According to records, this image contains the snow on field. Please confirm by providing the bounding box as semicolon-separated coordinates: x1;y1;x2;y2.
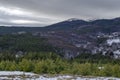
0;71;35;76
0;71;120;80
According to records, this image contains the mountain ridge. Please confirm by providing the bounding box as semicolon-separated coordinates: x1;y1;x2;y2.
1;17;120;34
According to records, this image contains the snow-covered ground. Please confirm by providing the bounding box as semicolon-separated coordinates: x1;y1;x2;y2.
0;71;120;80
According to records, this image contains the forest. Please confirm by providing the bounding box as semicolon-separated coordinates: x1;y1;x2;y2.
0;34;120;77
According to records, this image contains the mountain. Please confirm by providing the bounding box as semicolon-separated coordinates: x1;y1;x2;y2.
45;18;88;31
1;17;120;34
78;17;120;34
44;17;120;33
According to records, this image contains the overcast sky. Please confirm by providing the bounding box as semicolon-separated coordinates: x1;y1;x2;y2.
0;0;120;27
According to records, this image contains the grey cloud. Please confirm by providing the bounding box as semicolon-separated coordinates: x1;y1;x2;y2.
0;0;120;26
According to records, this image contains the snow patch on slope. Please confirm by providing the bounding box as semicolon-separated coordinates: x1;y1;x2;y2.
107;38;120;45
67;18;80;22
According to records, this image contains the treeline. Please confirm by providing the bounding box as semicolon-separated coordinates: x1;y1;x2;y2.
0;51;119;64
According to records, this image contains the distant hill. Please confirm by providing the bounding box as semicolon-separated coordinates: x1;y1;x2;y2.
0;27;45;34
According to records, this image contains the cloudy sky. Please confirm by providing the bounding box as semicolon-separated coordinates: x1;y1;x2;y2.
0;0;120;27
